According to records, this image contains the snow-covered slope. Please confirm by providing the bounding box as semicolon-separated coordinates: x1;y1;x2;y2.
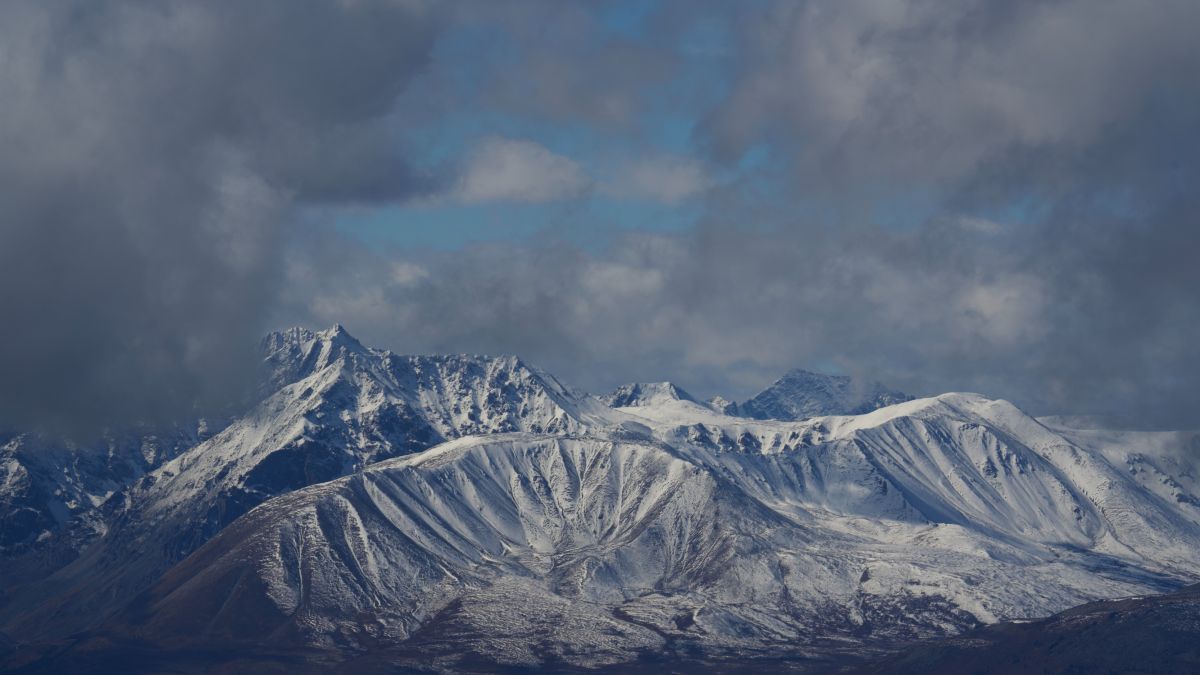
93;435;1034;665
119;437;754;658
73;396;1200;669
740;369;913;420
623;392;1200;566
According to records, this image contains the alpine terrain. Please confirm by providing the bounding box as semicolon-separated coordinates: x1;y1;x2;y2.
2;326;1199;673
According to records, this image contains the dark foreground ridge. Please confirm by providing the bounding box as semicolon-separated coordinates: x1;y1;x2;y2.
854;583;1200;675
7;583;1200;674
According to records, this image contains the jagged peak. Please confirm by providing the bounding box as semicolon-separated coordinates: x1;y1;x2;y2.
316;322;356;342
304;324;367;358
389;353;542;382
258;325;373;390
260;326;315;352
259;329;585;408
262;324;364;353
602;381;697;408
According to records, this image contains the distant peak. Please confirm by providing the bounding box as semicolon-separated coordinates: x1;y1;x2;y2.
784;368;832;377
706;395;738;415
740;368;911;421
777;368;849;384
602;382;696;408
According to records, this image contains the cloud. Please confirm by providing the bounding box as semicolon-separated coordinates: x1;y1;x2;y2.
704;0;1200;191
443;2;682;129
0;0;440;435
447;142;713;206
280;198;1199;430
452;137;591;203
600;156;713;204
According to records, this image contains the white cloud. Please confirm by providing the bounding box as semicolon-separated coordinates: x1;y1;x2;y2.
454;136;590;203
601;155;713;204
956;277;1047;347
447;140;712;206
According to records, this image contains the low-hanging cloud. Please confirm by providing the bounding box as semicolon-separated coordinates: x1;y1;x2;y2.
282;203;1199;429
0;0;440;435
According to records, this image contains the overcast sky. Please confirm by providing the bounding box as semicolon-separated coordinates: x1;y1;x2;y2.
3;0;1200;433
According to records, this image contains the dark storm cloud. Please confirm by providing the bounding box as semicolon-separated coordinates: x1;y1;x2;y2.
0;0;439;434
285;0;1200;428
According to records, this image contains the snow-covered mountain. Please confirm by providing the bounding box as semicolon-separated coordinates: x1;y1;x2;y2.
79;393;1200;670
0;421;213;586
739;368;913;420
0;325;610;639
600;381;698;407
3;327;1200;672
0;428;192;551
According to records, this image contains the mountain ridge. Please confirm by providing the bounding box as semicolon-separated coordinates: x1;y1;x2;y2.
0;326;598;639
2;325;1199;672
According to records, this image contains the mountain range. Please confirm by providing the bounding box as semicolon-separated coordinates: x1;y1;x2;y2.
2;326;1199;673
